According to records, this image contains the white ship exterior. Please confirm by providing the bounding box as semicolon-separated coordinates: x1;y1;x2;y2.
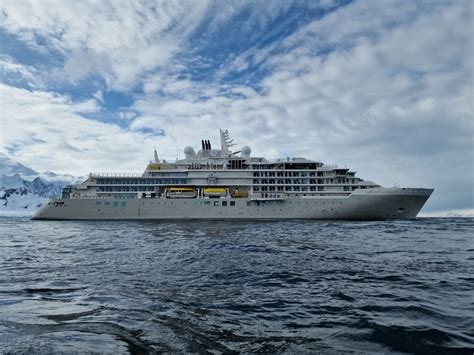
32;129;433;220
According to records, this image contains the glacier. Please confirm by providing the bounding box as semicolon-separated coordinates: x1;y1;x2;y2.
0;154;83;216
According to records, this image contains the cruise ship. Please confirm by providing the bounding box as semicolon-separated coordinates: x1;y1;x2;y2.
32;129;433;220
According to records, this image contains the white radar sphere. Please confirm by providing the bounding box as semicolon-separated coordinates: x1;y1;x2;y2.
184;146;195;156
241;146;251;157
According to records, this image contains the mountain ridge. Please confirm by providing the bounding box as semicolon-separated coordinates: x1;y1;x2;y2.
0;153;39;177
0;154;83;215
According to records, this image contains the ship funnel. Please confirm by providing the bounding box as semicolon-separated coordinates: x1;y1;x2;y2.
154;149;159;163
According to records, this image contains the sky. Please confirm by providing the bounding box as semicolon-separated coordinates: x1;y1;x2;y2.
0;0;473;216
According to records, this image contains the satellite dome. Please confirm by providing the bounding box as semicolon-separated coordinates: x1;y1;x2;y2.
184;146;195;157
241;146;251;157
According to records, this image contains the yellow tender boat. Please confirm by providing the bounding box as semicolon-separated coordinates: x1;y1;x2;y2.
167;187;197;198
231;191;248;198
203;187;227;197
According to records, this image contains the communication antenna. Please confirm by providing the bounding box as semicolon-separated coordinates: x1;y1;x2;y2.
154;147;159;163
175;138;180;161
220;128;236;157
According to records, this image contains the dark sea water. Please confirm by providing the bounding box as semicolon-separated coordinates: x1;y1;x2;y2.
0;218;473;354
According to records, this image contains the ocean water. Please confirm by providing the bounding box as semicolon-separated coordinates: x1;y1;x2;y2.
0;218;472;354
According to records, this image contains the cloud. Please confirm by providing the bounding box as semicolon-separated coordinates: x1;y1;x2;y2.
0;84;165;175
0;54;43;89
0;0;211;90
92;90;104;104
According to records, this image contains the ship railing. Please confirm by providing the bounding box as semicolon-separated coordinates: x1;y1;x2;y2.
268;158;313;163
90;172;143;177
70;195;137;199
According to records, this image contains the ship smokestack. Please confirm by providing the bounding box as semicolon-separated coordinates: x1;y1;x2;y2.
201;140;205;150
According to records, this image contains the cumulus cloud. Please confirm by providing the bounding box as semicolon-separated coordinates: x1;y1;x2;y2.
0;0;210;90
0;84;165;175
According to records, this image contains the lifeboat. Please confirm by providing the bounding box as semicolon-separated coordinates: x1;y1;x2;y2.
203;187;227;198
231;191;248;198
166;187;197;198
147;163;174;170
146;163;160;170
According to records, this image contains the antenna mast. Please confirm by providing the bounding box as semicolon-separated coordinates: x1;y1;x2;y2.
220;128;236;157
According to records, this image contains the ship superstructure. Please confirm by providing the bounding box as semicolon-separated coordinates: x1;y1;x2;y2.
32;129;433;220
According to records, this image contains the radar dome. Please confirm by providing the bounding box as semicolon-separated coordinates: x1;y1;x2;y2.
241;146;251;157
184;146;195;158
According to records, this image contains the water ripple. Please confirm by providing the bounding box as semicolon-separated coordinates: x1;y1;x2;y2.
0;217;473;353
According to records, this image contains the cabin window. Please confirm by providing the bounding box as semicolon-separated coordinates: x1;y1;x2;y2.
204;201;210;205
230;201;235;206
104;202;110;205
222;201;227;206
96;202;102;205
214;201;219;206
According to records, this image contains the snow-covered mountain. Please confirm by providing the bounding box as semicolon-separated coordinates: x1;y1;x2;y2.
0;154;84;216
0;154;38;177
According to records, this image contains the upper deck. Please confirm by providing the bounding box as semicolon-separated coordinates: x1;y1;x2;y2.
62;129;379;200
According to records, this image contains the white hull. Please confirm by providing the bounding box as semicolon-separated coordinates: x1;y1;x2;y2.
32;187;433;220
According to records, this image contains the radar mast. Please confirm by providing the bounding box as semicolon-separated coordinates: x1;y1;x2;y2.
220;128;236;157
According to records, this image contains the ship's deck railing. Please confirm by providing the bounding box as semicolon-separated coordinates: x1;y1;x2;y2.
268;158;314;163
90;172;143;177
69;195;137;199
